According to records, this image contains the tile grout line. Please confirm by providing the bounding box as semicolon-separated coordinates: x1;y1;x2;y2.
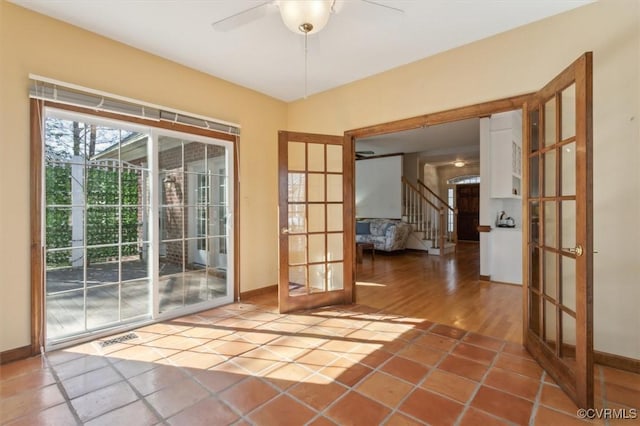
599;365;610;426
293;313;410;424
450;332;507;426
528;369;547;426
103;353;172;424
42;353;85;426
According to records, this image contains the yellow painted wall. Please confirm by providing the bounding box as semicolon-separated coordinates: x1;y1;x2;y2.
288;0;640;359
0;1;286;352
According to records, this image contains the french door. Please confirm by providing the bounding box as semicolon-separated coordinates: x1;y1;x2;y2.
523;53;593;408
278;131;354;312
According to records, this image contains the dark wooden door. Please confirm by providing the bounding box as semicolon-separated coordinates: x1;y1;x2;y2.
278;131;354;313
456;183;480;241
523;53;593;409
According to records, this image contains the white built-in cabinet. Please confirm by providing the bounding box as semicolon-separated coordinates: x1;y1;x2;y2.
480;110;524;285
490;111;522;198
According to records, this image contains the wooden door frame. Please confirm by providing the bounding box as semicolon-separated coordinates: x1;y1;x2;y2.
344;93;531;300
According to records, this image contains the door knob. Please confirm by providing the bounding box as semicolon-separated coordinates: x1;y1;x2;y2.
564;245;583;257
281;227;289;235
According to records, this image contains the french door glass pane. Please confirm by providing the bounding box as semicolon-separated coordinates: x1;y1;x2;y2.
308;234;326;263
561;84;576;140
530;246;540;291
326;145;342;173
289;266;307;296
561;200;576;250
308;204;325;232
289;235;307;265
529;291;541;336
308;143;325;172
561;256;577;312
327;263;344;290
543;250;557;299
544;201;557;248
327;174;343;202
308;173;325;202
327;233;344;262
561;142;576;196
544;97;557;147
288;173;306;202
561;311;577;364
327;204;343;232
545;300;557;349
309;264;325;293
288;142;306;171
288;204;307;234
529;109;540;153
529;156;539;197
544;150;556;196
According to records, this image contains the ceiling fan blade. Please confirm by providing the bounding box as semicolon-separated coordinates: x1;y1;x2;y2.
212;1;273;32
360;0;404;14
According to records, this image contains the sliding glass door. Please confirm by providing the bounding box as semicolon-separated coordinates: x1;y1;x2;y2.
157;134;232;314
43;109;234;347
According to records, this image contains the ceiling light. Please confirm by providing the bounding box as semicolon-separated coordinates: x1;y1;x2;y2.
279;1;332;35
453;160;466;168
278;0;332;99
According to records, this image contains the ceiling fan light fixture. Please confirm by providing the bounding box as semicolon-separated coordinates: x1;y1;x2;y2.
279;0;332;35
453;160;466;168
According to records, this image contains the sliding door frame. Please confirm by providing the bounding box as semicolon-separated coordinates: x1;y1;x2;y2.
30;99;240;353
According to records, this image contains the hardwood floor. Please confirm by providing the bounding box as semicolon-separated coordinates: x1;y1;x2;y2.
355;243;523;343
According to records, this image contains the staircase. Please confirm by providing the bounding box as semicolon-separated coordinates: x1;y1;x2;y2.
401;177;457;255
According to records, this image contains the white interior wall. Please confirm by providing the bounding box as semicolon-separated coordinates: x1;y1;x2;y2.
355;155;403;219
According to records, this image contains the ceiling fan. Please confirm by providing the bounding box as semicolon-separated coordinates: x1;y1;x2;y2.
212;1;403;34
356;150;375;159
212;1;403;98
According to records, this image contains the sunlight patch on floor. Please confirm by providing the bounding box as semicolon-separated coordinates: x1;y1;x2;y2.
355;281;387;287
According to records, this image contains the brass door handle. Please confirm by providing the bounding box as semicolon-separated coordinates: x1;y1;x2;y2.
563;245;584;257
281;227;289;235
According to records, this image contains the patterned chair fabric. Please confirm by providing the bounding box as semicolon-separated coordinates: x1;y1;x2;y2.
355;219;411;252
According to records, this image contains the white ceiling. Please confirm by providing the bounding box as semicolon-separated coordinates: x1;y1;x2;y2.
356;117;481;166
11;0;592;102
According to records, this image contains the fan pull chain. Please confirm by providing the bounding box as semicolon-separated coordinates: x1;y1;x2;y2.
304;30;308;99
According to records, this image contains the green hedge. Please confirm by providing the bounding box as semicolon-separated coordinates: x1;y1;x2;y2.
46;165;141;267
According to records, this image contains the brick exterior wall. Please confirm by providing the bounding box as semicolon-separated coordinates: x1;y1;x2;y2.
158;142;226;269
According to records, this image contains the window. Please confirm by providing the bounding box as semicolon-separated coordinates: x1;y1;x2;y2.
447;175;480;185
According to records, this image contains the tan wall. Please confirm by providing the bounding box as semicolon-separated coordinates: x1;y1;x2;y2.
288;0;640;359
0;2;287;352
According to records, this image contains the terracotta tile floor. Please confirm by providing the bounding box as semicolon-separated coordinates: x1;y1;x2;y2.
1;301;639;425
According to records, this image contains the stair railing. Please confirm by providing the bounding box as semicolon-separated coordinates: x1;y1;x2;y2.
401;177;446;249
417;179;458;244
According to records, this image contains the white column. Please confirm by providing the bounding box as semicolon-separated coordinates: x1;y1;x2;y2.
479;117;492;277
71;156;84;268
